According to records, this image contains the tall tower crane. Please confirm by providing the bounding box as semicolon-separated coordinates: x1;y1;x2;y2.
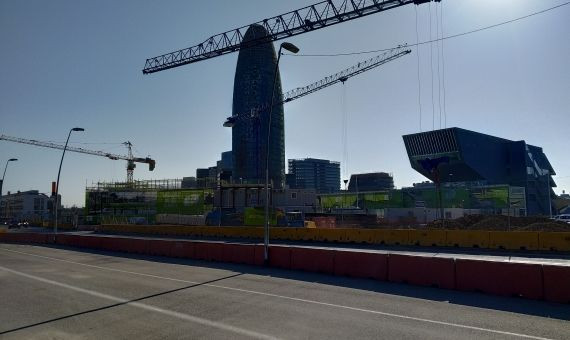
0;135;156;184
142;0;439;74
223;45;411;127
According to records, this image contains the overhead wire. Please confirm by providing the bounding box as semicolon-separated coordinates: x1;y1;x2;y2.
283;1;570;58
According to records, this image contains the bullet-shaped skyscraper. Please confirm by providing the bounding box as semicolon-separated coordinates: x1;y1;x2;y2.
232;24;285;188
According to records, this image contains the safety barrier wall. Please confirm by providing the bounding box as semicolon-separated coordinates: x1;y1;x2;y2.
97;225;570;253
1;232;569;303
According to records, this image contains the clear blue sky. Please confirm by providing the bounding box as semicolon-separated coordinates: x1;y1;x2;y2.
1;0;569;207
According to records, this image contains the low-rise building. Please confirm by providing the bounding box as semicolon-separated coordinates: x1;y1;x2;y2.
0;190;52;221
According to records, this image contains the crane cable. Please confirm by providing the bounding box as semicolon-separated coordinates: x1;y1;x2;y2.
440;2;448;128
435;1;442;129
429;2;435;131
340;81;349;184
415;5;423;132
285;1;570;58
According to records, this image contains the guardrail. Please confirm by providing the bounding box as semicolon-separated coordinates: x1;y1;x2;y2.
1;232;568;304
97;225;570;252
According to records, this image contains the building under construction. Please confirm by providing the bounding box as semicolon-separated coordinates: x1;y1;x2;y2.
85;179;214;225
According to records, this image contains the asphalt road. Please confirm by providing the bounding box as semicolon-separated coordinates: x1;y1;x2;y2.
1;244;569;339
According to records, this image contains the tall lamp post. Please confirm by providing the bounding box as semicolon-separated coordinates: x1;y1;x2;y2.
0;158;18;219
264;42;299;265
54;127;84;234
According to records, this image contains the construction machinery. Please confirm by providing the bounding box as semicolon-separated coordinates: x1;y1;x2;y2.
142;0;439;74
0;135;155;183
223;45;411;127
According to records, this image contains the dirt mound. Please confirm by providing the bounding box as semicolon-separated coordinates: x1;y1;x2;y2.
518;222;570;232
426;214;569;231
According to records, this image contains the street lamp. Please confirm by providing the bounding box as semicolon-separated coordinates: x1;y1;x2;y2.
54;127;84;234
0;158;18;219
264;42;299;265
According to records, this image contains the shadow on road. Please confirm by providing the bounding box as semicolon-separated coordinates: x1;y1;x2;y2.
0;268;242;336
18;244;570;322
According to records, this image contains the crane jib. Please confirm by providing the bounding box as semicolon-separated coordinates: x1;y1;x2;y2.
142;0;440;74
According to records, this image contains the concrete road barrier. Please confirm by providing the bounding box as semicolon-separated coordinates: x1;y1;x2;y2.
290;247;335;274
542;265;570;304
456;259;543;300
388;254;455;289
333;251;388;280
268;246;291;269
221;243;256;265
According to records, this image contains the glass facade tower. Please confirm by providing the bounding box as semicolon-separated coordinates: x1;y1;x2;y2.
232;24;285;188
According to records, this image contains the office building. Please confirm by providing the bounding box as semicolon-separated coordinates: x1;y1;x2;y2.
348;172;394;192
288;158;340;193
402;127;555;215
232;24;285;187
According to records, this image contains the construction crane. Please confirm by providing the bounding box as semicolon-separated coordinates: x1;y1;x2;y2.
223;45;411;127
224;45;410;126
142;0;439;74
0;134;156;184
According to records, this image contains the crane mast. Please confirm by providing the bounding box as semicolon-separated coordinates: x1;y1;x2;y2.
0;134;155;183
143;0;439;74
223;45;411;127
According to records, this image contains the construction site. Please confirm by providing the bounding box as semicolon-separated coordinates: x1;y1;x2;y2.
2;1;570;337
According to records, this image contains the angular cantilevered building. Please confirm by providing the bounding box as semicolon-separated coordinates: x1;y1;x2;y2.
231;24;285;188
402;127;556;216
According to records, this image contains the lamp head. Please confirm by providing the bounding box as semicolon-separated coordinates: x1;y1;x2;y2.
72;127;85;132
281;42;300;54
8;158;17;162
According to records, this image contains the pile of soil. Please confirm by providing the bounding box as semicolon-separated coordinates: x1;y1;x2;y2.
426;214;569;231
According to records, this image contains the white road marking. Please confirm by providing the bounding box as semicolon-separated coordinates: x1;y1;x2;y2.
0;264;277;340
0;246;555;340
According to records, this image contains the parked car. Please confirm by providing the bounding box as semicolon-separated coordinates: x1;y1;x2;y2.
7;221;20;229
553;214;570;224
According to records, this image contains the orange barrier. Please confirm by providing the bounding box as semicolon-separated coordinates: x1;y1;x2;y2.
542;265;570;304
409;230;446;247
316;228;348;242
489;231;539;251
539;232;570;252
97;225;570;253
455;259;543;300
295;228;319;242
377;229;410;246
290;247;335;274
388;254;455;289
333;251;388;280
345;229;378;243
446;230;490;248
